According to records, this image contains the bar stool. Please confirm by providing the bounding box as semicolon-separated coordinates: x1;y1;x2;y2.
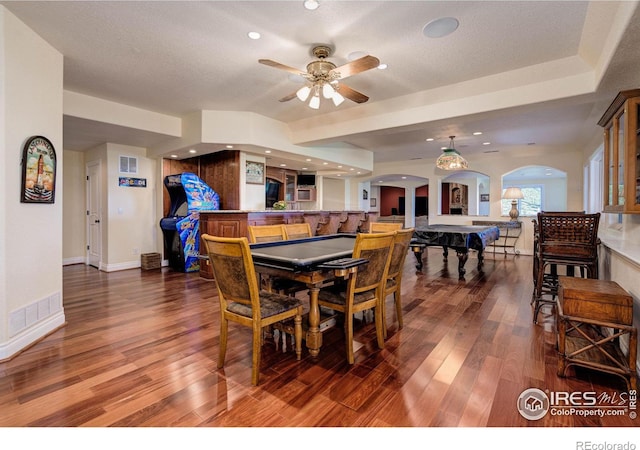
532;212;600;324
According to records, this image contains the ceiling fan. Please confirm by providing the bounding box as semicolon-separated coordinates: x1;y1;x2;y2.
258;45;380;108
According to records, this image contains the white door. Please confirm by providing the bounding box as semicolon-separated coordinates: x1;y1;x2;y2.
86;161;102;268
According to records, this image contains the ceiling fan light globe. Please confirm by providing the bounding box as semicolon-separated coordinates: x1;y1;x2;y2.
309;94;320;109
296;86;311;102
322;83;335;99
332;91;345;106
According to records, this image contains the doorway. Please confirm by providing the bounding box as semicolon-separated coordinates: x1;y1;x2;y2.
86;161;102;268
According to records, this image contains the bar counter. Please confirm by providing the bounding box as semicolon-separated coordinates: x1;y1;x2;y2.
198;209;377;278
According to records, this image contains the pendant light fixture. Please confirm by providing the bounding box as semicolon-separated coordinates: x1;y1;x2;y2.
436;136;468;170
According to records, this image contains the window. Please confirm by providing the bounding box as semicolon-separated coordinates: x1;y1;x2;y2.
501;185;542;217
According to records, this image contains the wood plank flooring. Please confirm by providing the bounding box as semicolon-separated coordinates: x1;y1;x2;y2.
1;248;637;429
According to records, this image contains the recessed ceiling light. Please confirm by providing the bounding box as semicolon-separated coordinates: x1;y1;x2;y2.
247;31;261;40
473;131;483;136
349;168;354;171
402;176;407;179
426;138;434;142
303;0;319;10
265;150;272;153
377;63;388;70
337;165;343;168
170;154;178;158
302;167;308;170
226;145;233;148
323;162;328;165
423;17;459;39
189;149;197;154
483;142;491;145
306;158;312;162
280;163;287;167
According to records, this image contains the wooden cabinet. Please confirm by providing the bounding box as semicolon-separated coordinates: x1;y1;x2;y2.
296;187;316;202
266;166;298;203
285;172;296;202
598;89;640;213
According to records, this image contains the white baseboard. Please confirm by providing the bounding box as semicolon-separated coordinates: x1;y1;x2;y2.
103;260;141;272
63;256;85;266
0;312;66;361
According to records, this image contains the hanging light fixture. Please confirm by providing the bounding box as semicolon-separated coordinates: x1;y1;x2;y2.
436;136;469;170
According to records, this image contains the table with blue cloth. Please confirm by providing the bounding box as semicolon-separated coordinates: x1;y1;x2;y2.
411;224;500;278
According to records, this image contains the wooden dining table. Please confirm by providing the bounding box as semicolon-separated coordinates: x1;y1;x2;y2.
250;234;366;357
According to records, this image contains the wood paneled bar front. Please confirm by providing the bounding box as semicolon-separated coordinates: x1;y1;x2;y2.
198;210;376;278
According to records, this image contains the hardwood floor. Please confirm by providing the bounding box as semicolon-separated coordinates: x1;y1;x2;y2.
1;248;637;430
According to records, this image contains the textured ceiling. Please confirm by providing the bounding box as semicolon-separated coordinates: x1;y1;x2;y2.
3;0;640;174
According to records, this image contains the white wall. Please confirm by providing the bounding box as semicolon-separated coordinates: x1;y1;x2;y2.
63;150;86;264
0;7;65;359
106;144;158;271
323;177;346;210
241;152;266;211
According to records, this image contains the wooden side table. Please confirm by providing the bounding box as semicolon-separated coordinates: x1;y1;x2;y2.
557;277;637;390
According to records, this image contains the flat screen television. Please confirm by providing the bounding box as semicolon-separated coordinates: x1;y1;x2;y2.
297;174;316;186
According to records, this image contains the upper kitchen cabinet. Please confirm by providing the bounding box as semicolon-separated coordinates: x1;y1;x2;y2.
599;89;640;213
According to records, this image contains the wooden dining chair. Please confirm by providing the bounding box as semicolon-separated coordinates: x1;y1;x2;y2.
369;222;403;233
317;231;395;364
382;228;415;336
247;224;287;243
248;224;307;296
201;234;303;386
283;222;313;240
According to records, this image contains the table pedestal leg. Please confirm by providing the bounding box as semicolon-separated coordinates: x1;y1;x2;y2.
306;285;322;357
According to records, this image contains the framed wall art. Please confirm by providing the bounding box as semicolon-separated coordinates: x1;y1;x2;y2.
245;161;265;184
480;194;490;202
21;135;57;204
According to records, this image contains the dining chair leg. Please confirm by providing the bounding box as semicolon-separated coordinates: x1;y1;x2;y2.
252;323;262;386
395;291;403;329
375;303;385;350
381;298;388;340
218;316;229;369
345;312;355;364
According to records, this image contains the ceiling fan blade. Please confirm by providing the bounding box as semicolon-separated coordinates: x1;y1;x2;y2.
331;55;380;79
336;83;369;103
258;59;304;76
279;91;299;102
